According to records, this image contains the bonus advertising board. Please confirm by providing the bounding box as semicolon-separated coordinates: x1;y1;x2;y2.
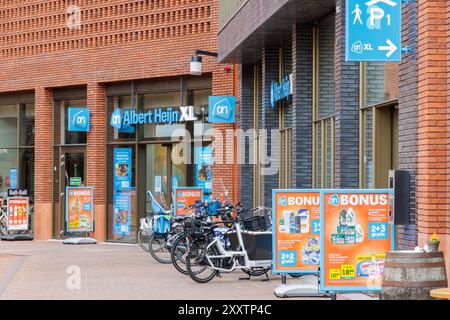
173;187;204;217
272;190;321;274
320;190;395;292
66;187;94;233
7;197;29;231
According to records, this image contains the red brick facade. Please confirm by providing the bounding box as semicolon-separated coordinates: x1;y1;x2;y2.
417;0;450;276
0;0;236;241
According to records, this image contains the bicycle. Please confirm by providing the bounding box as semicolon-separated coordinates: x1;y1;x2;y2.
137;215;152;252
0;198;7;236
185;206;273;283
170;201;234;275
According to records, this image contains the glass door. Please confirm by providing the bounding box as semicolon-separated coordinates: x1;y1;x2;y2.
145;144;186;214
54;147;86;238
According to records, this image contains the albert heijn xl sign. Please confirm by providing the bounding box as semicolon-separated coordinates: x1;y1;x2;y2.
346;0;401;62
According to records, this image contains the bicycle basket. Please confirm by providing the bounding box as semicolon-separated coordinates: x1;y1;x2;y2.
242;215;271;232
183;217;204;238
206;199;220;216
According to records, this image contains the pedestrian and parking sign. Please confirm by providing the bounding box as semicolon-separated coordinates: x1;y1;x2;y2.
346;0;401;61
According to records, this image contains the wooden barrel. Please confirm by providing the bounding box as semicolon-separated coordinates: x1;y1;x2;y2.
382;251;448;300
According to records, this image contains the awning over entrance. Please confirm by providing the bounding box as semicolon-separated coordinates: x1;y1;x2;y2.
218;0;336;64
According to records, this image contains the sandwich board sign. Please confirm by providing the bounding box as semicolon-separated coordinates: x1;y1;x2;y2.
346;0;401;61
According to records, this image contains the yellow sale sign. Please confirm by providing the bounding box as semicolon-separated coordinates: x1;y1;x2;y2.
272;190;321;274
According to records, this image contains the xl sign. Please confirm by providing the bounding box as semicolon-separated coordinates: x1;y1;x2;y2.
208;96;235;123
346;0;401;61
68;108;90;132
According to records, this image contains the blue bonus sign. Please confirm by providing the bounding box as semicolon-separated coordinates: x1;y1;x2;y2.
346;0;401;61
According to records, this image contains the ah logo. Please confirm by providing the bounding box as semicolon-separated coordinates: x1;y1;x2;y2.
208;96;235;123
68;108;90;132
328;194;340;206
278;196;288;206
110;109;123;130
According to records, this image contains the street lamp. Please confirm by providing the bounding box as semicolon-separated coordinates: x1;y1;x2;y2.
190;49;218;76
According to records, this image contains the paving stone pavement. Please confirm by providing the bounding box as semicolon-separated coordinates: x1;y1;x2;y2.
0;241;329;300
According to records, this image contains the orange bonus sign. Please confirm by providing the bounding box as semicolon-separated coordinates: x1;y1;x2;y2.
272;190;321;274
320;190;395;292
174;187;204;216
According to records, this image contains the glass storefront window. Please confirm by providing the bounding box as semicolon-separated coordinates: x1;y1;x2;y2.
0;149;18;196
365;62;399;107
144;92;185;139
0;105;18;148
19;103;35;147
54;99;88;145
193;89;212;138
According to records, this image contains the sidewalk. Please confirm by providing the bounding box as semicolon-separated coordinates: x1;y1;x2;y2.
0;240;325;300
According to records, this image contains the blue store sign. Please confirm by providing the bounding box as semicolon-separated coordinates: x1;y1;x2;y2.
68;108;90;132
208;96;235;123
346;0;401;61
271;74;293;108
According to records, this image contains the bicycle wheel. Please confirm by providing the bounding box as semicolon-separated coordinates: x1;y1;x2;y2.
186;241;218;283
171;235;190;275
148;232;172;264
137;228;151;252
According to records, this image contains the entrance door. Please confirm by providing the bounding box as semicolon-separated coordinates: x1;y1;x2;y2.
54;147;86;238
145;144;187;213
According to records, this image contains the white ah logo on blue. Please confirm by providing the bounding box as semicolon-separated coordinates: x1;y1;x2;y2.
278;197;288;206
72;110;88;129
213;98;232;121
111;109;123;130
329;194;340;206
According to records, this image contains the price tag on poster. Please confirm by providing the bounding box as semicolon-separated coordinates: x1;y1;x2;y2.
7;197;29;231
320;189;395;292
272;190;321;274
173;187;204;217
66;187;94;233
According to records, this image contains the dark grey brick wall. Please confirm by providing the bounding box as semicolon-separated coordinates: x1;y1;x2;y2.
397;0;418;249
261;46;280;207
334;0;360;188
237;63;256;211
291;23;314;188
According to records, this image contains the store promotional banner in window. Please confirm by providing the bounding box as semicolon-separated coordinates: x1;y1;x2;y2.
320;190;394;292
194;147;213;199
7;197;29;231
66;187;94;233
9;168;17;189
113;192;132;235
174;187;203;216
272;190;321;274
114;148;132;190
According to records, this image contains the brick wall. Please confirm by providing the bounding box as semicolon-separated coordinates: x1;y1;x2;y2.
417;0;450;276
397;0;418;250
0;0;235;239
291;23;313;188
334;0;360;189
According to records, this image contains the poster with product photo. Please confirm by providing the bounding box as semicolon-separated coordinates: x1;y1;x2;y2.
114;148;132;191
272;190;321;274
320;190;395;292
194;147;213;200
113;192;132;235
66;187;94;233
173;187;204;217
7;197;29;231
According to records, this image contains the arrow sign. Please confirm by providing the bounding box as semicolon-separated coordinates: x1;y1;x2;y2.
346;0;401;61
378;39;397;57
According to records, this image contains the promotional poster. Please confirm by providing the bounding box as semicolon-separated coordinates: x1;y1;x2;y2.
113;192;132;235
173;187;203;216
272;190;321;274
7;197;29;231
320;190;394;292
114;148;132;191
66;187;94;233
194;147;213;200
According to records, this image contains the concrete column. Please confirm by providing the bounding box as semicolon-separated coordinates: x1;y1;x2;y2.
34;87;54;240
